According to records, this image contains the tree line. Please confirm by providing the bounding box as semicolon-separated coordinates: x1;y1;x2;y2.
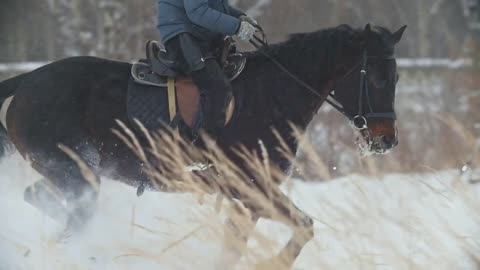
0;0;473;62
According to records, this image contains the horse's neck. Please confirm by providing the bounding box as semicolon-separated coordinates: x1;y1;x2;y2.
244;37;337;129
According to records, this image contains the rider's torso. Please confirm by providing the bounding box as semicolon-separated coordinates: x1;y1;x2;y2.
157;0;233;43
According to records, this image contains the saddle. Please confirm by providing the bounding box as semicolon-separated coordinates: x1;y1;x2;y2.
127;39;246;136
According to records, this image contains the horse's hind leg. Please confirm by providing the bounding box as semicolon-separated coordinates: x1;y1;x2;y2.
28;142;101;233
60;147;101;232
24;178;69;224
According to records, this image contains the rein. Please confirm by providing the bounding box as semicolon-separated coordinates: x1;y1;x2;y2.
249;29;396;130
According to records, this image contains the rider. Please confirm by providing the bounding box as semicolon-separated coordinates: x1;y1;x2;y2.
157;0;257;141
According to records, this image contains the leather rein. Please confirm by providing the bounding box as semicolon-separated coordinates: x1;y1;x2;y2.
249;28;397;131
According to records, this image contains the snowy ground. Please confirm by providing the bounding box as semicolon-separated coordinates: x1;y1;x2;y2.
1;153;480;270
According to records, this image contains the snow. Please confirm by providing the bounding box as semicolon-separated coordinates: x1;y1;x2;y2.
1;153;480;270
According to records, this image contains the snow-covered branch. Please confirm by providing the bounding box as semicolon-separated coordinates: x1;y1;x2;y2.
0;62;50;73
397;58;473;69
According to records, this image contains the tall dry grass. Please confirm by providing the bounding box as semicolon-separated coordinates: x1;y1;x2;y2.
108;121;343;269
93;119;480;269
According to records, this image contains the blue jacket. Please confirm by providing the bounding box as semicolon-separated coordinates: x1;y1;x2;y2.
157;0;244;43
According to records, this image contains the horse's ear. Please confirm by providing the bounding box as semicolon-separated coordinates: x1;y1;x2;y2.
364;23;372;35
392;25;407;44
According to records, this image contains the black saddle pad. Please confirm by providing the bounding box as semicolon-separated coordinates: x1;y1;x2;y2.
127;76;171;135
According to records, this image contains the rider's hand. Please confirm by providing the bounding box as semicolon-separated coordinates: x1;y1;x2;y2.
237;21;256;41
239;15;258;26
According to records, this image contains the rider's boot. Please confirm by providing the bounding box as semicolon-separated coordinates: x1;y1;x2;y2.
191;59;233;145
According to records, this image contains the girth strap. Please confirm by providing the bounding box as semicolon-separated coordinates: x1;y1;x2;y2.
167;78;180;135
167;78;176;122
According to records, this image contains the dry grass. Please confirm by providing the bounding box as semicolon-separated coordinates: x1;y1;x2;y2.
103;119;480;269
3;117;480;269
110;121;332;269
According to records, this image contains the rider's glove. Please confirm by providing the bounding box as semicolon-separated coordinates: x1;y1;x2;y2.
239;15;258;26
237;21;256;41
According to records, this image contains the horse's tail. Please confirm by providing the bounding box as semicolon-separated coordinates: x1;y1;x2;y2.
0;73;27;158
0;73;26;101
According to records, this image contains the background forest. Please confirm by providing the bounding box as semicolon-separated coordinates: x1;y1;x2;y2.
1;0;480;178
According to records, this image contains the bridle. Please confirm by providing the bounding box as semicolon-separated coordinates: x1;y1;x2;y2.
249;28;397;133
326;51;397;130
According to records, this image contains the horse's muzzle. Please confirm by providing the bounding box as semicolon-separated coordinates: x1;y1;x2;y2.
371;131;398;154
357;120;398;155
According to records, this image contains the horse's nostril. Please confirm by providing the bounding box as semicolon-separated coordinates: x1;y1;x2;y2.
380;136;390;148
381;135;398;148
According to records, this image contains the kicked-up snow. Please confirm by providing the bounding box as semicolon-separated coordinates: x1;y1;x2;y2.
0;153;479;270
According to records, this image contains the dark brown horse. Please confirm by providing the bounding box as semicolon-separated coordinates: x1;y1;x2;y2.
0;24;405;269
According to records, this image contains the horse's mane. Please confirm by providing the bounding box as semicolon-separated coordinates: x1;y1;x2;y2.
286;24;357;44
242;25;367;94
248;24;363;74
282;24;392;49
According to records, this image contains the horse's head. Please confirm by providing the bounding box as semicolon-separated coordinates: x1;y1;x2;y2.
331;24;406;155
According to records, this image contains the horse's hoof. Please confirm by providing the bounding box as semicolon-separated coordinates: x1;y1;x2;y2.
214;249;242;270
255;257;290;270
57;228;73;243
66;199;97;231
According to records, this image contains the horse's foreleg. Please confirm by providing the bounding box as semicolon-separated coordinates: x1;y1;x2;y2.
255;190;314;270
216;203;259;270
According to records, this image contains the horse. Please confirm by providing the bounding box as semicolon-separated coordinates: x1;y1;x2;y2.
0;24;405;269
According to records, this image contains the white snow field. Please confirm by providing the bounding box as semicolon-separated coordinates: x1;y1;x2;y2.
1;152;480;270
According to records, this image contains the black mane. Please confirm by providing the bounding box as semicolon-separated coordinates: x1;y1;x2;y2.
251;24;362;68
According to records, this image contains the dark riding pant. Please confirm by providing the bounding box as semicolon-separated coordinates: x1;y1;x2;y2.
164;33;232;139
